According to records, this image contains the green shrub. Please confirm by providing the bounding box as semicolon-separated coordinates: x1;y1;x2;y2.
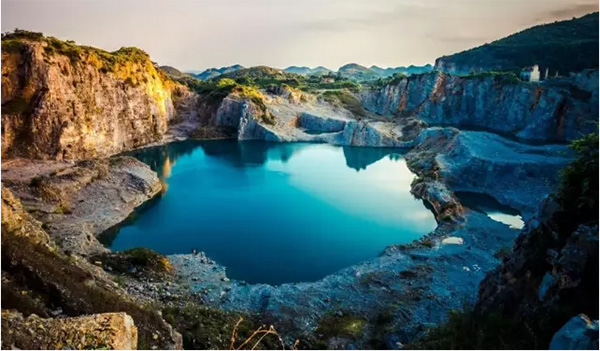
1;29;44;41
556;132;599;220
321;90;368;118
316;312;367;339
1;39;26;53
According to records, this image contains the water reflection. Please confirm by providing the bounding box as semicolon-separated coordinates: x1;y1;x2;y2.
343;146;403;171
126;140;406;179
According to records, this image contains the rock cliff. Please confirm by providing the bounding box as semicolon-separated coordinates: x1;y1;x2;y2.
360;71;598;142
1;31;189;160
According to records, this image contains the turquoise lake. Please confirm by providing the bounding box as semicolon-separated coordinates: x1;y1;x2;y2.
102;140;438;285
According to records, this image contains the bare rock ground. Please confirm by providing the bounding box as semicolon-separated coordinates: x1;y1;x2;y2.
2;156;161;255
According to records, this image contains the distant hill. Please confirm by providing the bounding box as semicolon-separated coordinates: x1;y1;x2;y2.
216;66;290;80
193;64;244;80
194;63;431;82
435;12;599;75
338;63;380;81
158;65;190;79
283;66;333;76
369;64;433;77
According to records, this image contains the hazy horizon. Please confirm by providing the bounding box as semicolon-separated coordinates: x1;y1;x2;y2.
2;0;597;71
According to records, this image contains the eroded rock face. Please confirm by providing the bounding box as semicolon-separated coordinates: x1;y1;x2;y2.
411;180;464;221
360;71;598;142
1;311;138;350
1;40;184;160
237;100;281;141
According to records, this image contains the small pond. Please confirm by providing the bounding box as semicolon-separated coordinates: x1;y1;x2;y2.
455;191;525;230
101;140;437;284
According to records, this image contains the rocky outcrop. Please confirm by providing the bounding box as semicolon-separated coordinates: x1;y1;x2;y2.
1;185;182;349
1;311;138;350
478;197;598;314
550;314;599;350
405;127;571;218
360;71;598;142
411;180;464;221
434;130;571;216
237;100;282;141
1;35;187;160
215;96;245;128
2;156;161;255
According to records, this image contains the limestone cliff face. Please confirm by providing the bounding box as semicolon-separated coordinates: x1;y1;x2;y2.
360;71;598;142
1;36;185;160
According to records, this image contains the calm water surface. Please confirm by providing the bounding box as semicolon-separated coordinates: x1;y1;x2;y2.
103;140;437;284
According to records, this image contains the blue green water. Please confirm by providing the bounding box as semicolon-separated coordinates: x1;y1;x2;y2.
102;140;437;285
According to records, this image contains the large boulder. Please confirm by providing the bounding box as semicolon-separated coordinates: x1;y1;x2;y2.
550;314;599;350
1;311;138;350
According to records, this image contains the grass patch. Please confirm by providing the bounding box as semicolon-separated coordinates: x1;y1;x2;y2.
90;247;173;277
316;312;367;340
162;305;282;350
556;132;598;222
54;199;72;214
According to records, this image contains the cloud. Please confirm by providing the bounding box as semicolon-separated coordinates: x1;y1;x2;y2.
298;2;436;32
533;2;597;23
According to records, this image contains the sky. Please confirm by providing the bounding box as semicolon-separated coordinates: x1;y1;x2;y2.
1;0;597;71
